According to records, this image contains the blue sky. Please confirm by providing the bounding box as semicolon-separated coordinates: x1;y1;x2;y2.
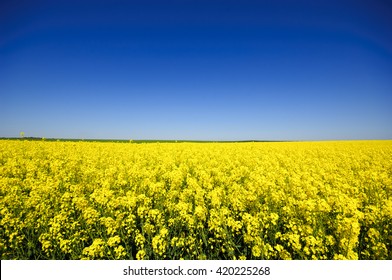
1;0;391;140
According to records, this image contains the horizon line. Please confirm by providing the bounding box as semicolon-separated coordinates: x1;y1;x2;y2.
1;137;391;143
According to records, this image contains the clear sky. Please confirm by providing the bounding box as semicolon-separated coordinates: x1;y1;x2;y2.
1;0;391;140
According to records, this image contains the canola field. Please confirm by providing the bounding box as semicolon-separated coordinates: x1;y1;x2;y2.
0;140;391;260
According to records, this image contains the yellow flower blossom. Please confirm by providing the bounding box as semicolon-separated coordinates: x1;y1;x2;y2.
0;140;391;260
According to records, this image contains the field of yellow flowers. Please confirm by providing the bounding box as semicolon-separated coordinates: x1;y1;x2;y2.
0;140;391;260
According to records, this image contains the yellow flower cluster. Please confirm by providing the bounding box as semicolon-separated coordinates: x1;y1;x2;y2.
0;140;391;259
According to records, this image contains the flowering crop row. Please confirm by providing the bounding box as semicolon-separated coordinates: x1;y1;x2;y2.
1;140;391;259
